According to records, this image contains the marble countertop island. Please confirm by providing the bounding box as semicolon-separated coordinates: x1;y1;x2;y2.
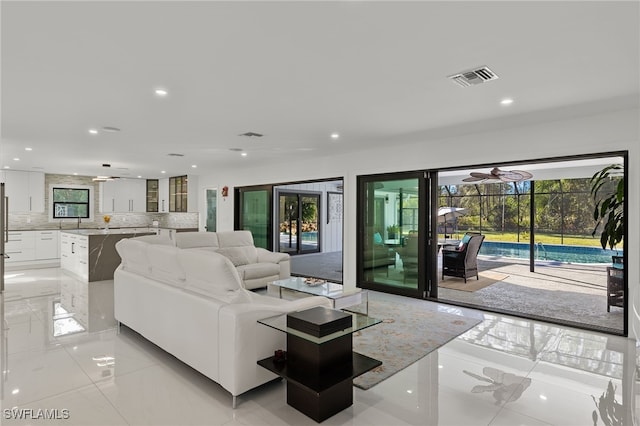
60;228;156;282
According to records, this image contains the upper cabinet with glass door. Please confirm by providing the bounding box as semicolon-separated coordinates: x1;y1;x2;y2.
146;179;159;212
168;175;198;212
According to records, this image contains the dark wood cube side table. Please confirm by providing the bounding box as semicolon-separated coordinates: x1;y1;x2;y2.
258;306;381;423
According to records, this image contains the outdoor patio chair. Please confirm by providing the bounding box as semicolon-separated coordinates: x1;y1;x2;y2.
441;233;485;282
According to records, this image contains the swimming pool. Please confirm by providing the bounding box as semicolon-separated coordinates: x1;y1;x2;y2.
479;241;622;264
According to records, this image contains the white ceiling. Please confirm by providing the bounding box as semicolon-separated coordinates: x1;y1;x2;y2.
1;1;638;179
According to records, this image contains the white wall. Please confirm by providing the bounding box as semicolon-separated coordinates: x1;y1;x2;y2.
197;106;640;339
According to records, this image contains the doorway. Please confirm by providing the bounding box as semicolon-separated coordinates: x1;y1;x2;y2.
356;152;627;336
357;171;436;299
278;192;321;255
204;188;217;232
235;178;344;282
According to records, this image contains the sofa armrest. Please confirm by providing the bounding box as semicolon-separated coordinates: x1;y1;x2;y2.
256;247;290;264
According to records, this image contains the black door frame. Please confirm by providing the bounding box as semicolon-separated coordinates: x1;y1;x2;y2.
356;151;628;337
430;151;629;337
276;190;322;255
357;170;432;299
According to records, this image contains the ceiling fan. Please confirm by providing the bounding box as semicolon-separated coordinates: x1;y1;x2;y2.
462;167;533;183
92;176;120;182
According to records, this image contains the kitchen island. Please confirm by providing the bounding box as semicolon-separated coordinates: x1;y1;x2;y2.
60;228;156;282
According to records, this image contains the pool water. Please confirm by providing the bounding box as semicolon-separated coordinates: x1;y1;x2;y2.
479;241;621;264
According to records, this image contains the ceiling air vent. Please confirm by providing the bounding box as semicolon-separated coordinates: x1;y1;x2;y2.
448;66;499;87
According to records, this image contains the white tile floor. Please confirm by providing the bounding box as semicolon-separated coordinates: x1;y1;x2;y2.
1;268;638;425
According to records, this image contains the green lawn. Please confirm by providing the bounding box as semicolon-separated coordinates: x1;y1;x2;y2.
439;230;622;248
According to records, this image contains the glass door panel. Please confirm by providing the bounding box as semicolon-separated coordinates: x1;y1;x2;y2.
278;192;321;255
358;173;424;298
205;189;217;232
238;187;271;249
279;193;299;254
299;195;320;254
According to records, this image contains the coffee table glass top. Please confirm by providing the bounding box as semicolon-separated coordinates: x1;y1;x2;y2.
258;311;381;345
270;277;360;300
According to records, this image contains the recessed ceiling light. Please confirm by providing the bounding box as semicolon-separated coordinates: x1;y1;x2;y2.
137;175;142;178
241;152;248;157
155;88;168;96
25;147;33;151
73;172;78;175
4;166;10;169
89;129;98;135
500;98;514;105
13;158;20;161
161;170;166;174
191;165;197;168
330;133;340;140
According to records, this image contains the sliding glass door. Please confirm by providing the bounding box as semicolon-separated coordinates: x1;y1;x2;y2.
235;185;272;249
357;172;436;298
278;192;321;255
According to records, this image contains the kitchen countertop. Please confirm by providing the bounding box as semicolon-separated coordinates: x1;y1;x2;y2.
60;228;158;236
10;226;198;232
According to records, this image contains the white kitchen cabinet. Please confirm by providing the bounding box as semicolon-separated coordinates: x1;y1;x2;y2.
156;228;177;243
187;174;199;213
158;178;169;213
0;170;45;213
28;172;45;212
124;179;146;212
35;230;59;260
100;179;147;213
5;229;58;266
5;231;36;262
100;181;117;213
60;232;88;281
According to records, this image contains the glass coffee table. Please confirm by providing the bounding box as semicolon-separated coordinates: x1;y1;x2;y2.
269;277;368;315
258;307;381;422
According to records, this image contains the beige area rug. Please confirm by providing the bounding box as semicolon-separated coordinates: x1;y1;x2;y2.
438;270;509;292
352;300;482;389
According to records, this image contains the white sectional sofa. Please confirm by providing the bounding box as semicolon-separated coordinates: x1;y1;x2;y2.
114;236;330;406
174;231;290;290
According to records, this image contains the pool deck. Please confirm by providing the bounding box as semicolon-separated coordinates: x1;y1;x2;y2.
438;256;623;333
290;250;623;334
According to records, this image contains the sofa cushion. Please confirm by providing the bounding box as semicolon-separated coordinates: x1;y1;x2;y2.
236;263;280;280
115;239;151;277
132;235;174;245
216;247;252;267
147;244;187;288
175;232;219;249
216;230;253;247
178;249;247;302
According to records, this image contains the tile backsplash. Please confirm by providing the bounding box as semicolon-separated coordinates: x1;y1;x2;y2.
8;174;199;230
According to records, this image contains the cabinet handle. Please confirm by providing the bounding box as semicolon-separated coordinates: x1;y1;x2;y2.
71;242;75;254
29;196;32;211
41;238;54;241
4;196;9;243
162;200;165;211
